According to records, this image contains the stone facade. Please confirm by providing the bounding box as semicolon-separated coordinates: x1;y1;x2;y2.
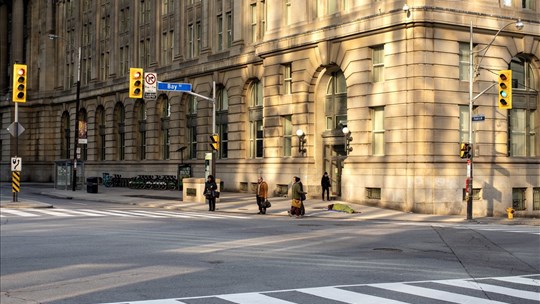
1;0;539;217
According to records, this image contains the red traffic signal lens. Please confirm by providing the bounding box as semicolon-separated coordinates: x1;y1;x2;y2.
17;68;25;76
499;74;507;81
133;72;141;79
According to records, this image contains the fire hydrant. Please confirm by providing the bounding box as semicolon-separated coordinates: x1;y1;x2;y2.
506;207;514;219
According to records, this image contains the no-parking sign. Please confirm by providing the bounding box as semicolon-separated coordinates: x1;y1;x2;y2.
144;72;157;100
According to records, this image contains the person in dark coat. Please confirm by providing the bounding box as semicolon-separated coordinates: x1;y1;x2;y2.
204;175;218;211
321;172;331;201
256;176;269;214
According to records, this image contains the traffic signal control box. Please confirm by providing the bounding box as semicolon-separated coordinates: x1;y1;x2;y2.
129;68;143;99
12;64;27;103
498;70;512;109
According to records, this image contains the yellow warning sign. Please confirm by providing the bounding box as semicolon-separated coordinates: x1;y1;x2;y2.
12;171;20;193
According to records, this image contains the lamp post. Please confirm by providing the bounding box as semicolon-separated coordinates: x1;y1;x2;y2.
342;127;352;155
296;129;306;154
466;19;523;220
49;34;81;191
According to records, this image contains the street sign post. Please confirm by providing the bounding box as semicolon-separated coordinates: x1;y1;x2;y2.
157;82;192;92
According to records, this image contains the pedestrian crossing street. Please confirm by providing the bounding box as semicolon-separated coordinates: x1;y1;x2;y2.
0;208;249;220
99;274;540;304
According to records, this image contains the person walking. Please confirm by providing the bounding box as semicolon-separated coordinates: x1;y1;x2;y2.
256;176;269;214
290;176;305;218
204;175;218;211
321;172;331;201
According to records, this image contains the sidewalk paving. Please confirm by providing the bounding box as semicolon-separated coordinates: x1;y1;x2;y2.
1;183;539;226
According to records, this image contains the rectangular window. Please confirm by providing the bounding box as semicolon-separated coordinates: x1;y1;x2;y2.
366;188;381;199
196;21;201;56
219;124;228;159
512;188;527;210
226;12;233;47
283;115;292;157
251;3;257;42
459;105;470;143
161;31;173;65
372;107;385;156
534;188;540;211
189;126;197;159
510;109;527;156
225;12;233;48
283;63;292;95
251;120;263;158
188;24;194;58
372;45;384;82
459;43;471;81
99;125;105;161
217;14;223;51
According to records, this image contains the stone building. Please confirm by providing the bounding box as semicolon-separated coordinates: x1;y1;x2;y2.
1;0;539;217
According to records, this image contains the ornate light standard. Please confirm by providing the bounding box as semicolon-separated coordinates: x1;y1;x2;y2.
466;19;524;220
49;34;82;191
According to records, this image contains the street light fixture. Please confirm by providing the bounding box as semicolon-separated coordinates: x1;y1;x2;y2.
342;127;353;155
49;34;82;191
466;19;524;220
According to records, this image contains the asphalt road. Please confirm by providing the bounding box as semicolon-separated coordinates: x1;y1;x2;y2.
1;193;539;304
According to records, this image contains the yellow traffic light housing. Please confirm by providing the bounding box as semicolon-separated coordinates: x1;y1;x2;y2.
460;143;471;159
129;68;143;99
498;70;512;109
210;134;219;151
12;64;27;103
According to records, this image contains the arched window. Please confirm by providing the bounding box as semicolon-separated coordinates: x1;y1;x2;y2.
95;106;106;161
509;56;538;157
136;100;147;160
114;103;125;160
187;95;197;159
248;80;263;158
216;85;229;159
160;97;171;160
325;71;347;130
78;108;88;160
61;111;71;159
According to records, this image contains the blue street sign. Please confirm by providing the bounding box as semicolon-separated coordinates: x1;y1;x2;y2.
472;115;485;122
157;82;192;92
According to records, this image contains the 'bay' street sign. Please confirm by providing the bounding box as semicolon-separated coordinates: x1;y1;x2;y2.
472;115;485;122
157;82;192;92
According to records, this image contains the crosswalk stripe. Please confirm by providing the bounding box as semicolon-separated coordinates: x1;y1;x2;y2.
95;274;540;304
372;282;508;304
110;210;167;217
299;286;409;304
30;209;78;216
438;280;540;300
217;292;297;304
494;276;540;286
0;209;40;217
53;209;105;216
78;209;136;217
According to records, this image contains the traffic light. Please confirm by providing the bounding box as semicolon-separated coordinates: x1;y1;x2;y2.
460;143;471;159
12;64;27;103
498;70;512;109
210;134;219;151
129;68;143;99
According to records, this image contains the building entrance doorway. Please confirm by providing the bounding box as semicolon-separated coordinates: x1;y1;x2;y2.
323;144;347;197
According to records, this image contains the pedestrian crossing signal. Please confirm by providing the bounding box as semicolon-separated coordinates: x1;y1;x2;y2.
210;134;219;151
12;64;27;103
129;68;143;99
498;70;512;109
460;143;471;159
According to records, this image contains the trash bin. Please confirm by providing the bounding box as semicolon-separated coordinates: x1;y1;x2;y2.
87;177;98;193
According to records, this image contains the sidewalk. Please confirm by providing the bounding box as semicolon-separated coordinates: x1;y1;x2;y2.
1;183;539;226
